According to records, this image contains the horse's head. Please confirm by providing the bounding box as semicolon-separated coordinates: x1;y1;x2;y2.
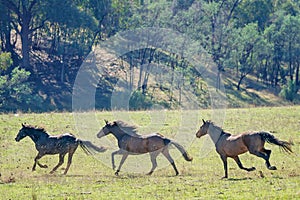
196;119;210;138
15;123;29;142
97;120;116;138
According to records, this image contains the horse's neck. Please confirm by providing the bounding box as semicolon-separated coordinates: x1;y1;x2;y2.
28;130;49;143
110;128;126;141
111;127;140;140
208;128;225;144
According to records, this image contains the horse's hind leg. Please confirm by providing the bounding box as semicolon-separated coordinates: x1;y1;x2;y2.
232;156;255;171
63;150;76;175
249;148;276;170
162;148;179;176
262;148;276;170
50;153;66;174
147;151;160;175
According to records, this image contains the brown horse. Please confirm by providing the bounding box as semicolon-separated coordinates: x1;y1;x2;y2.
97;120;193;175
15;123;106;174
196;119;293;178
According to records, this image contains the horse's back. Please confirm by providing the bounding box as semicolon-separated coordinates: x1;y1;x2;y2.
242;131;265;149
49;133;77;141
218;133;248;156
140;132;164;139
120;133;168;153
39;133;79;154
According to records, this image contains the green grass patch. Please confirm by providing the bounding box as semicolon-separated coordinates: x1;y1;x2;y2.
0;107;299;199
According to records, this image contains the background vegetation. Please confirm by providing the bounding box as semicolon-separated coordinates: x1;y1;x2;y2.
0;0;300;112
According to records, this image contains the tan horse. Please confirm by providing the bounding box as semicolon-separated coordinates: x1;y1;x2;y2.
97;120;193;175
196;119;293;178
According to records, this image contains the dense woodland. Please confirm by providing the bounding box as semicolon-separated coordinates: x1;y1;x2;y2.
0;0;299;112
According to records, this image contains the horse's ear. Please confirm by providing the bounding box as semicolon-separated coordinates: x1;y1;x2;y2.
202;119;206;124
104;119;108;125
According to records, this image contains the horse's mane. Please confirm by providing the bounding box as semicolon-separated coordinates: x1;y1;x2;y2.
114;120;140;136
207;120;225;133
23;124;48;134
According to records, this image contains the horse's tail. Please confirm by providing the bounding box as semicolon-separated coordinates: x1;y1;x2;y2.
78;140;106;155
259;132;293;153
170;141;193;161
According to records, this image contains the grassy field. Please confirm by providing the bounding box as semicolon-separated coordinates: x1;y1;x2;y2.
0;106;299;199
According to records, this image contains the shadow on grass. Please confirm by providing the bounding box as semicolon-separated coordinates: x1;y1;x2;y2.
225;177;252;181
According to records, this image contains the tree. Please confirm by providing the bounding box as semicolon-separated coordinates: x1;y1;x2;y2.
193;0;242;89
0;4;19;65
227;23;262;90
0;0;97;71
0;0;47;70
280;15;300;86
234;0;274;31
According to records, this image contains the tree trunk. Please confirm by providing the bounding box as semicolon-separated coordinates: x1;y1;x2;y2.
237;74;246;90
296;61;299;87
20;9;31;70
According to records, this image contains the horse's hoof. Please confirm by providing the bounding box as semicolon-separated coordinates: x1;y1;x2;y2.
249;167;256;171
268;166;277;170
221;176;228;179
115;171;119;176
42;165;48;168
146;171;153;176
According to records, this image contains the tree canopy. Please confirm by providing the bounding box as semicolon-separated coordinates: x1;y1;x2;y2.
0;0;299;111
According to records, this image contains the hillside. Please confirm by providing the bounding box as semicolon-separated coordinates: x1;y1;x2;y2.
1;0;300;112
222;71;298;108
27;57;298;113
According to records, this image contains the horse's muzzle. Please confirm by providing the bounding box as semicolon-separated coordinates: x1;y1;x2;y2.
97;130;105;138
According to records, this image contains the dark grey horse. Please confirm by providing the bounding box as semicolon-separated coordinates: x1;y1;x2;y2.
15;123;106;175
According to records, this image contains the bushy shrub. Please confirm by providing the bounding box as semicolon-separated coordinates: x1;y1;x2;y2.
0;64;44;112
279;80;298;101
0;52;13;70
129;90;153;110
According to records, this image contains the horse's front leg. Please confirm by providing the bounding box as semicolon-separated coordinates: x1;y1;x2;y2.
111;149;124;170
33;152;47;171
115;153;128;176
220;155;228;179
232;156;256;172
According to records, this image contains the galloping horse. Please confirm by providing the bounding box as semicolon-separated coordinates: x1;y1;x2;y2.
97;120;193;175
196;119;293;178
15;123;106;174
